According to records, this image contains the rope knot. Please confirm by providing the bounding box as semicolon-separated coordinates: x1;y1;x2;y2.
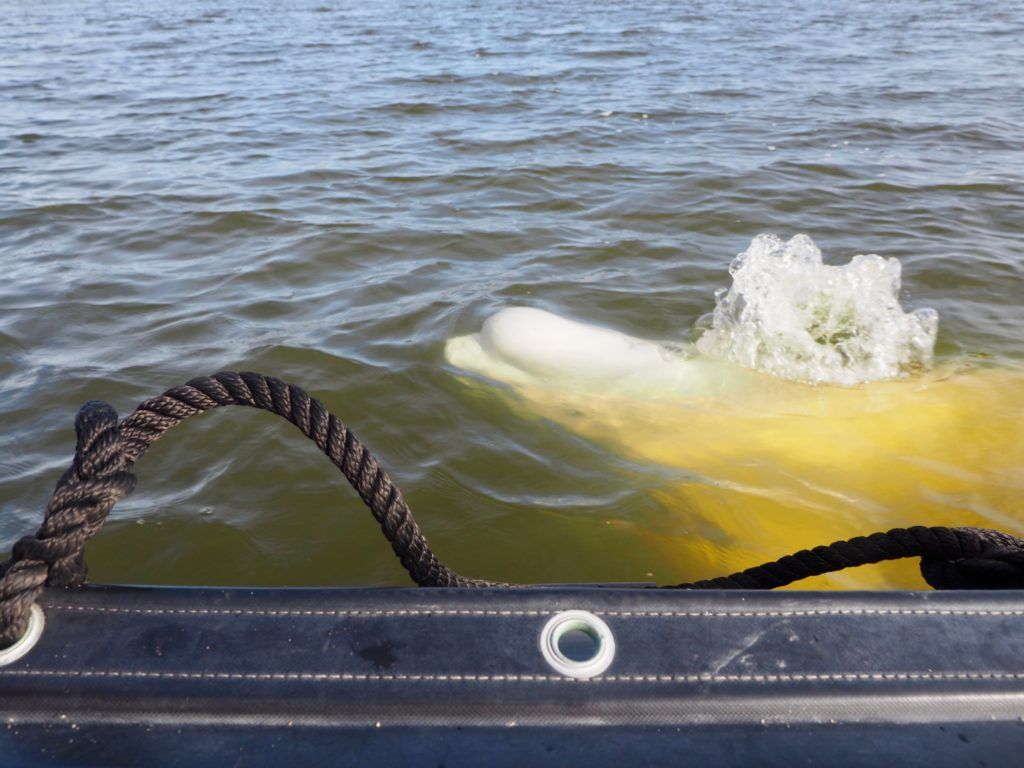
920;529;1024;589
0;400;135;648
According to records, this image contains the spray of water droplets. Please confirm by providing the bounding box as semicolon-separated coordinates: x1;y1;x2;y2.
695;234;938;385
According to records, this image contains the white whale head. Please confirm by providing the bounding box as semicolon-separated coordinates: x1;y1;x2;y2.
445;306;747;397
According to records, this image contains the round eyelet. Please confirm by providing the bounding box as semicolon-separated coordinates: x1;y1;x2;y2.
539;609;615;679
0;605;45;667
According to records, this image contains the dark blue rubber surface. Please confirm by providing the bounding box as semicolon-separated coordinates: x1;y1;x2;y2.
2;586;1023;766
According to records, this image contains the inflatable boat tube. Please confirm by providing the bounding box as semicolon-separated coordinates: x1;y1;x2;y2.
2;584;1023;767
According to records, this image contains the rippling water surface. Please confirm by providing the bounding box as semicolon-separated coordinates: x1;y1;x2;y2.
2;0;1022;589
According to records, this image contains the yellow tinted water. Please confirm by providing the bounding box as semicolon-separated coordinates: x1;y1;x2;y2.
508;363;1024;588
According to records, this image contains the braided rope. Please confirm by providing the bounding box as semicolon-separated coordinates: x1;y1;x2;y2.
2;371;1023;649
0;372;499;647
117;372;495;589
0;402;135;646
673;526;1024;590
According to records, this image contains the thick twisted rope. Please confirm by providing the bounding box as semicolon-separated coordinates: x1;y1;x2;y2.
2;371;1023;649
0;372;497;647
116;372;494;590
674;526;1024;590
0;402;136;646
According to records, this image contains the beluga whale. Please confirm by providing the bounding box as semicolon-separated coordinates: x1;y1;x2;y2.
445;235;1024;589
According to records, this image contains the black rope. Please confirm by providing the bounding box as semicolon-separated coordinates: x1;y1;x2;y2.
0;401;136;646
0;372;498;647
2;371;1023;649
672;526;1024;590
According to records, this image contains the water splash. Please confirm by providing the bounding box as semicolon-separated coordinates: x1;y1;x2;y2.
695;234;939;385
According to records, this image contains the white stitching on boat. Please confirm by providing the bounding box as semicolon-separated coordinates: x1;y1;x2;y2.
1;669;1023;683
40;603;1024;619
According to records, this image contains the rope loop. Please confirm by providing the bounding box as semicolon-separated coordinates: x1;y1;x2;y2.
1;373;498;647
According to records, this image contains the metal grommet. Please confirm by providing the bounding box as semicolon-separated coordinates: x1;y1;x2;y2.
0;605;45;667
539;609;615;679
